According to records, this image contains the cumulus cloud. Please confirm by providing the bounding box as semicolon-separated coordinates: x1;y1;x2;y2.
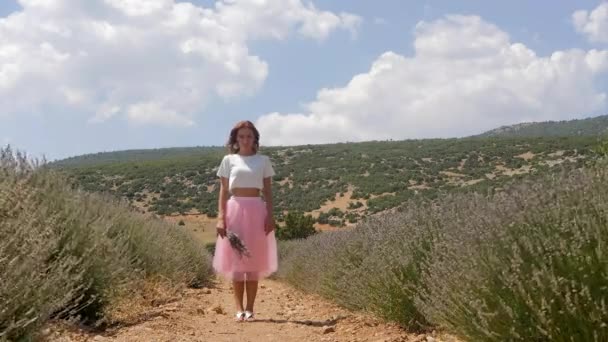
256;15;608;146
573;2;608;44
0;0;361;125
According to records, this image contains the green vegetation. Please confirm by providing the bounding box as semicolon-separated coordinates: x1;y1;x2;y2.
51;135;599;226
0;146;213;341
277;161;608;341
594;138;608;158
275;211;317;240
478;114;608;138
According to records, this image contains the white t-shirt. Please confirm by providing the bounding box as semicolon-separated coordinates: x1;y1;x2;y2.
216;153;275;192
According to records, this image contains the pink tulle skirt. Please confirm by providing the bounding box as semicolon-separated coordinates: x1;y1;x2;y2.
212;196;278;281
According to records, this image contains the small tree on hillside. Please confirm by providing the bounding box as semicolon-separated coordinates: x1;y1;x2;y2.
588;138;608;168
276;211;317;240
594;138;608;158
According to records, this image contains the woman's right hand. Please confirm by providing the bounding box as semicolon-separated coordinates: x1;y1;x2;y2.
216;219;227;238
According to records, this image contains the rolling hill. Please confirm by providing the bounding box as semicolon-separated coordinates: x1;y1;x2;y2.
477;114;608;138
52;133;603;233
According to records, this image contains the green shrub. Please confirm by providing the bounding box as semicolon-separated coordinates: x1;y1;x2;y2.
275;211;317;240
418;168;608;341
205;242;216;256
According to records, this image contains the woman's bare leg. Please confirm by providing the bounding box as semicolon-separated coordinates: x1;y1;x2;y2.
245;279;258;312
233;280;245;312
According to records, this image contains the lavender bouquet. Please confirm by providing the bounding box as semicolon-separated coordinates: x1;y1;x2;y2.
227;231;251;258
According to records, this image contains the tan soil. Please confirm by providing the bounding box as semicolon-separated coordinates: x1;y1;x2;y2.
408;184;430;190
515;151;535;161
162;213;220;244
456;159;467;171
495;164;532;176
548;150;565;157
309;186;358;218
368;192;396;199
463;179;484;186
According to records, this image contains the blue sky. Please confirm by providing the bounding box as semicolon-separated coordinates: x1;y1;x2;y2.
1;0;607;161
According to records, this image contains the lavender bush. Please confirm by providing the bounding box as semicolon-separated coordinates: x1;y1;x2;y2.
418;166;608;341
276;230;347;290
0;146;213;341
277;162;608;341
278;209;436;331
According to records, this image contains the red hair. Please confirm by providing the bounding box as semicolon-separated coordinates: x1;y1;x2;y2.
226;120;260;154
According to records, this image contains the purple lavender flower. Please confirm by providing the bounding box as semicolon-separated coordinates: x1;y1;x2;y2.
227;231;251;258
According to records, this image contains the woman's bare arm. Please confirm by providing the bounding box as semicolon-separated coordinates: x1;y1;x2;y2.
216;177;229;237
262;177;275;234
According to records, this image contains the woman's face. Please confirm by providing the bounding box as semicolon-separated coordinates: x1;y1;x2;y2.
236;127;255;152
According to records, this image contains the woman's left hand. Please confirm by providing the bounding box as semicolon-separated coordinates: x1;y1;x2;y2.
264;215;275;235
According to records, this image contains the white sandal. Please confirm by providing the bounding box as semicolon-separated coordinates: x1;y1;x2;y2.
244;311;255;321
235;311;245;322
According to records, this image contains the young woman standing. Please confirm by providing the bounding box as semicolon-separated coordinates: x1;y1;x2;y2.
212;120;278;322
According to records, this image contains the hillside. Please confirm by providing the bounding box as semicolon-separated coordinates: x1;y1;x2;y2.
477;114;608;138
53;146;225;166
52;135;602;236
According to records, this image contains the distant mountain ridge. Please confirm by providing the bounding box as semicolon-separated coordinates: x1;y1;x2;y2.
477;114;608;138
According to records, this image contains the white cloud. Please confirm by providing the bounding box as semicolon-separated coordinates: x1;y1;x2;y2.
256;15;608;146
126;101;195;127
0;0;360;124
573;2;608;43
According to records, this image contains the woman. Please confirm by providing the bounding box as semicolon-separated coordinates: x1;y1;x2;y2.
212;120;278;322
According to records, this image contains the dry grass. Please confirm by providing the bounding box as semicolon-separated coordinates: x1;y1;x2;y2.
101;276;185;326
163;213;219;244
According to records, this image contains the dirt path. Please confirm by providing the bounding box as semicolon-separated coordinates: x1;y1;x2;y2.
46;278;459;342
